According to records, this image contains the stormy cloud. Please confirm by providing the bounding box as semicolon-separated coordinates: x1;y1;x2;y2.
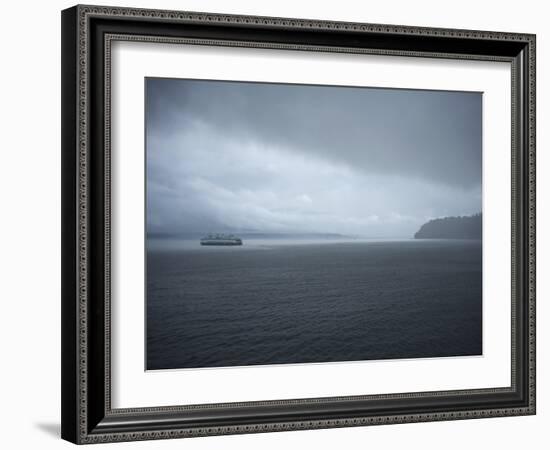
146;78;482;238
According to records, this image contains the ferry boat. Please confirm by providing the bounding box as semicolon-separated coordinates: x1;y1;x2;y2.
200;233;243;246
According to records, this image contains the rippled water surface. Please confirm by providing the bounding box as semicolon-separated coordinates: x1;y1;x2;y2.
146;239;482;370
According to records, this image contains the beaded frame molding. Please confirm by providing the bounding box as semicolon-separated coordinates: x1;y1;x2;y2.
61;4;536;444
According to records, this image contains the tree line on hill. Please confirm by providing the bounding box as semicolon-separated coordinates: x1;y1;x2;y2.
414;213;482;239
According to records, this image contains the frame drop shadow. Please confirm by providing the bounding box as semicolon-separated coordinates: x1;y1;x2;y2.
35;422;60;438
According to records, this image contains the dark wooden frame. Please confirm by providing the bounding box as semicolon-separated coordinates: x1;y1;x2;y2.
61;4;536;444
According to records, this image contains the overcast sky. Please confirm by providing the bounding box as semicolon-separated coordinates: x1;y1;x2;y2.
146;78;482;238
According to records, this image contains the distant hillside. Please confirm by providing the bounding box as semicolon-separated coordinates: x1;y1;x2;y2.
414;213;482;239
147;231;350;240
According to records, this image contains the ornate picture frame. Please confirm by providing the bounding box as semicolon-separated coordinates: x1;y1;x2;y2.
61;4;536;444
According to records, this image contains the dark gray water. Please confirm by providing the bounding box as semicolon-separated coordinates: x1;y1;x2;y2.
146;239;482;370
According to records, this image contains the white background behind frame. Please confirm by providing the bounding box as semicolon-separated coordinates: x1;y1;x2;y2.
111;40;511;409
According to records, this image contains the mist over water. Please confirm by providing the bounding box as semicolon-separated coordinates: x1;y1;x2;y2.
147;236;412;251
146;239;482;370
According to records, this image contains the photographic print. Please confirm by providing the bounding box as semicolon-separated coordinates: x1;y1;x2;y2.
145;78;482;371
61;8;536;441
